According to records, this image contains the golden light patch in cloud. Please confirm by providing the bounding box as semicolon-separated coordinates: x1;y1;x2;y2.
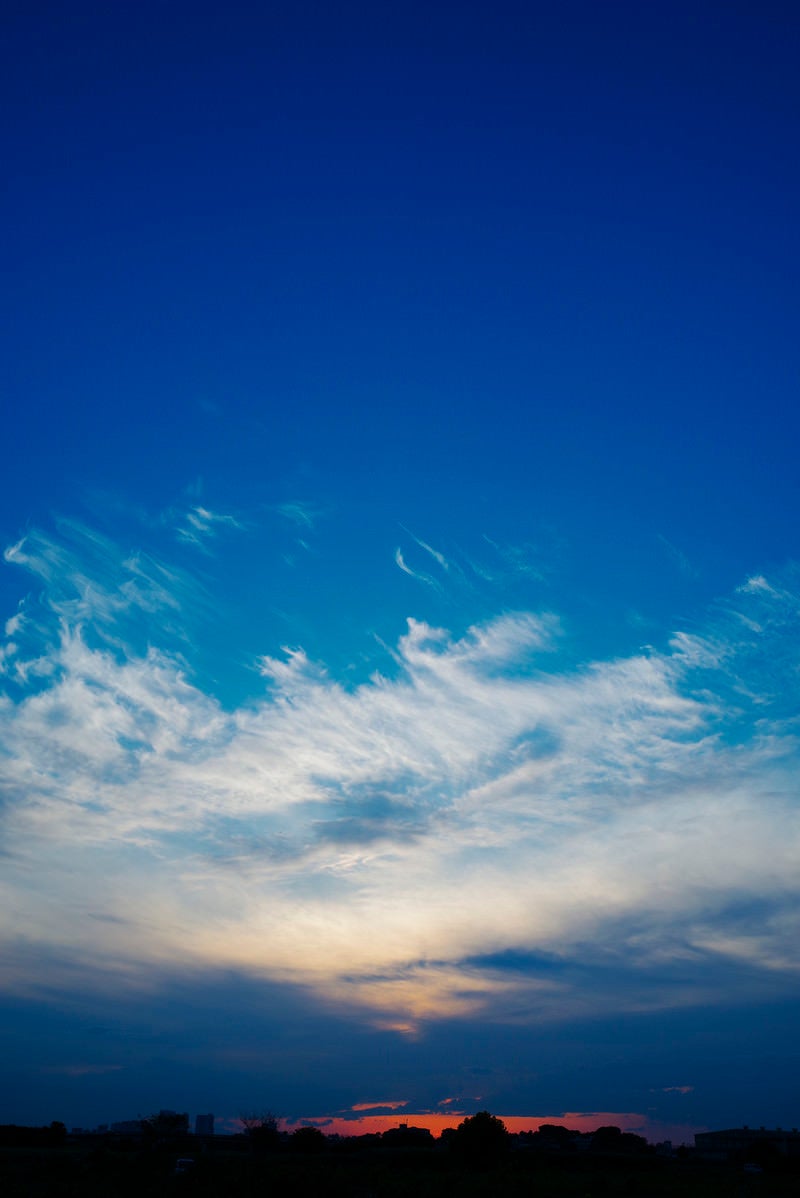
325;962;561;1027
351;1101;408;1111
371;1020;419;1037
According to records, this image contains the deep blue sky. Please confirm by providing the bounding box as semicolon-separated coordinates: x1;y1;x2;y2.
1;1;799;1140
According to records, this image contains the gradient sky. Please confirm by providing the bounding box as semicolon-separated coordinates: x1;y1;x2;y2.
2;1;800;1142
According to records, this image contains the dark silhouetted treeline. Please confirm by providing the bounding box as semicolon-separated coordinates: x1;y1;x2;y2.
0;1121;66;1147
2;1113;800;1197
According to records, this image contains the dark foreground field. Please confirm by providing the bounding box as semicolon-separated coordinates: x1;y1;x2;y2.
2;1143;798;1198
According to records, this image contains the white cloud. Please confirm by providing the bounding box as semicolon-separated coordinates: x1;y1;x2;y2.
737;574;776;595
1;530;799;1032
175;505;243;547
394;548;440;589
273;500;322;529
5;605;26;638
399;525;452;572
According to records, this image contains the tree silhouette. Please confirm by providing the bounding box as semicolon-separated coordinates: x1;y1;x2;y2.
239;1111;281;1150
291;1125;327;1153
590;1125;649;1155
451;1110;509;1163
48;1121;67;1145
141;1110;189;1142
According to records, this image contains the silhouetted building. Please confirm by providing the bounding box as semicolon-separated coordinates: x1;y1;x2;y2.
382;1122;434;1146
695;1126;800;1161
157;1110;189;1133
195;1113;214;1136
110;1120;144;1135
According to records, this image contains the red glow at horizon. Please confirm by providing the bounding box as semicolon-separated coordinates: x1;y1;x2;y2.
281;1110;701;1145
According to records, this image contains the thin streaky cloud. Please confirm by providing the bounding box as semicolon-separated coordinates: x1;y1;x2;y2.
398;524;451;571
415;536;449;570
482;534;545;580
273;500;323;529
394;547;440;589
1;525;214;671
175;505;244;547
657;533;698;578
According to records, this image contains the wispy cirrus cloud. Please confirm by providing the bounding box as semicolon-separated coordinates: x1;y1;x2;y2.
1;521;799;1038
2;521;210;675
657;533;698;578
398;525;453;572
175;505;244;548
273;500;324;530
394;547;440;590
269;499;326;565
481;534;548;582
393;526;553;603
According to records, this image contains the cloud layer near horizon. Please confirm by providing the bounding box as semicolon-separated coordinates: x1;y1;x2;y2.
2;524;799;1033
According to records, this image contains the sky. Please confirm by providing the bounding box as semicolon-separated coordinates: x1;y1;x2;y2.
1;1;799;1143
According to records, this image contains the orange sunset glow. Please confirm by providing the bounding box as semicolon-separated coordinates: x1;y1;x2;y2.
280;1111;702;1146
